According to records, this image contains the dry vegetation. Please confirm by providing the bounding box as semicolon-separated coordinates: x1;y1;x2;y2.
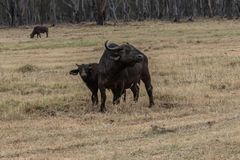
1;20;240;159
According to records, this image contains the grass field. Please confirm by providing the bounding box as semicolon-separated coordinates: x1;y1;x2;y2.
1;20;240;159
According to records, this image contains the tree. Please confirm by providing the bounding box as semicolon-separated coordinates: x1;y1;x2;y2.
96;0;107;25
0;0;239;26
108;0;119;24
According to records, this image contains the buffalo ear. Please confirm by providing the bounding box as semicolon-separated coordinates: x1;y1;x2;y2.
110;55;120;61
69;69;79;75
76;64;81;68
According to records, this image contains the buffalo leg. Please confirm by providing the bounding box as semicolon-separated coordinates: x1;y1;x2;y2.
46;32;48;38
91;90;98;106
142;70;154;107
113;83;124;105
113;90;121;105
145;82;154;107
99;86;107;112
115;89;126;103
130;83;139;102
122;90;126;102
112;89;118;104
114;92;121;104
95;92;98;105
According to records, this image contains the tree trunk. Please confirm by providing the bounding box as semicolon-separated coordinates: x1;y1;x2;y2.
173;0;180;22
80;0;86;21
123;0;130;21
7;0;16;26
225;0;233;18
96;0;107;25
50;0;57;25
108;0;118;23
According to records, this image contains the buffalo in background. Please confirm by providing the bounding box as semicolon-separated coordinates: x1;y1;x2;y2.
30;26;48;38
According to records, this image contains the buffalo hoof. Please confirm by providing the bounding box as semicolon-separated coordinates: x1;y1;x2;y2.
92;102;98;106
149;102;155;108
134;99;138;103
99;107;107;113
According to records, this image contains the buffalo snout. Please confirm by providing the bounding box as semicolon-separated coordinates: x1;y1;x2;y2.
80;70;88;78
135;54;143;62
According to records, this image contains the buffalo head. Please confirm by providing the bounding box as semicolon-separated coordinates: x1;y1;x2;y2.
69;64;93;80
105;41;143;66
30;33;34;38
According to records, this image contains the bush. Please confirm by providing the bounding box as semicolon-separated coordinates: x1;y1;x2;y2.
17;64;39;73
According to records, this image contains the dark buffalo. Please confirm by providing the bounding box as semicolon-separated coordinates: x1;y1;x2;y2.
70;63;99;106
98;41;154;112
70;63;140;106
30;26;48;38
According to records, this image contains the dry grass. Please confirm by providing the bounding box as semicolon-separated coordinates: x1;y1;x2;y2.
1;19;240;159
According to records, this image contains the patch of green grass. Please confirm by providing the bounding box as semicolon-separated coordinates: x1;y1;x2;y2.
24;39;99;50
23;95;87;117
0;100;21;112
212;31;240;38
50;83;68;90
0;94;89;119
156;93;187;103
227;58;240;67
144;125;176;136
210;83;228;90
1;39;100;51
0;84;12;92
0;100;24;120
0;82;71;95
210;82;240;91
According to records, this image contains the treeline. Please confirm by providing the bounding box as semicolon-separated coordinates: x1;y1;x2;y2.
0;0;240;26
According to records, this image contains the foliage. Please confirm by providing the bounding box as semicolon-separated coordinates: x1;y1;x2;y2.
0;0;239;26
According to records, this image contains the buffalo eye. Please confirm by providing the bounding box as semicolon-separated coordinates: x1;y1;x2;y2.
88;65;93;72
110;55;121;61
118;50;125;54
124;46;131;54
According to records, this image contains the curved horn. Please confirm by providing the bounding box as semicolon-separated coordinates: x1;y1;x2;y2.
76;64;81;68
105;40;123;51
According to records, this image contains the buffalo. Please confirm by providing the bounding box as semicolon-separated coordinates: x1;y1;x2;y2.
70;63;99;106
30;26;48;38
69;63;140;106
98;41;154;112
